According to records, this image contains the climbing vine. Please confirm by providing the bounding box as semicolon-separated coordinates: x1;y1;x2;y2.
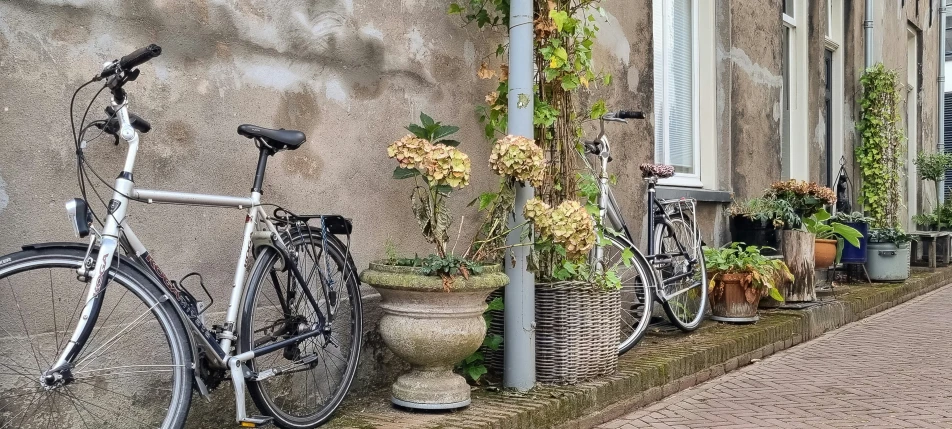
856;63;905;229
451;0;611;280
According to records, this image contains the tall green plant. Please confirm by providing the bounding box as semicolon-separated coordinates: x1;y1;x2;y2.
856;63;905;228
914;151;952;206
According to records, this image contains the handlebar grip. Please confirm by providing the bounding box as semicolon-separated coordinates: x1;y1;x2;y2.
118;44;162;71
617;110;645;119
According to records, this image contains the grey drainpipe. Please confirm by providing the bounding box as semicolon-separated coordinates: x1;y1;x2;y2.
939;0;947;204
503;0;536;391
865;0;874;68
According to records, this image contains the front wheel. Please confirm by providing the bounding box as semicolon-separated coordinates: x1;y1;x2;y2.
603;236;655;355
240;231;362;429
654;214;708;331
0;245;193;429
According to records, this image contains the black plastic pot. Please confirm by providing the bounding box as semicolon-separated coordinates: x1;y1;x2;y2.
840;221;868;264
729;217;781;256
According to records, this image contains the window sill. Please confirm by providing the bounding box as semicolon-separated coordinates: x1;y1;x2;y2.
656;186;732;203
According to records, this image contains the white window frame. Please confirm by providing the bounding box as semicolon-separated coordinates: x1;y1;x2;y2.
825;0;844;186
652;0;706;188
781;0;809;180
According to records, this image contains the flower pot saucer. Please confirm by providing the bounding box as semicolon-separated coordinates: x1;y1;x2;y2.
710;314;759;324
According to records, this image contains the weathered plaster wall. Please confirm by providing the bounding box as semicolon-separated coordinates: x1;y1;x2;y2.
0;0;654;424
728;0;784;199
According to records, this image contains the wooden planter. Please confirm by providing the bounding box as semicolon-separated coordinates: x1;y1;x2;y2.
814;238;837;269
710;273;761;322
761;230;816;306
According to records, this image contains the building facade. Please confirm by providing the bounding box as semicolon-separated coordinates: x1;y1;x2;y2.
0;1;943;424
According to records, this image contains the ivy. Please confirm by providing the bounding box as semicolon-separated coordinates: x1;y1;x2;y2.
452;0;612;283
856;64;905;229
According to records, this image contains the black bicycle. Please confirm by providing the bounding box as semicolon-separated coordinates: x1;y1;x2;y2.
584;110;708;354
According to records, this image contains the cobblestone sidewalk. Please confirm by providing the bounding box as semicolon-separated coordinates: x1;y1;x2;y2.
600;285;952;428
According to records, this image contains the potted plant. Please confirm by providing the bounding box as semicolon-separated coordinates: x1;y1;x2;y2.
726;197;798;255
802;209;863;269
832;211;873;263
856;64;909;282
703;243;791;322
914;151;952;206
359;113;509;410
866;227;914;282
912;213;939;231
764;179;837;219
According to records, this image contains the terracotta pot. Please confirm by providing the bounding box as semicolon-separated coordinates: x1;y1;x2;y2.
360;262;509;410
709;273;761;322
814;238;838;268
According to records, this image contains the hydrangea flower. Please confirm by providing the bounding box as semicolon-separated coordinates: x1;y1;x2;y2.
489;135;546;187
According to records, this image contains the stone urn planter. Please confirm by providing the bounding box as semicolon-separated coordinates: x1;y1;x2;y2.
814;238;838;269
359;261;509;410
709;273;761;323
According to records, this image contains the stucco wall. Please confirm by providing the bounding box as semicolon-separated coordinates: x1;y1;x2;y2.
0;0;653;425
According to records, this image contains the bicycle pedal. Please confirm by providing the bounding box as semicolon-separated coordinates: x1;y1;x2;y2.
238;415;273;427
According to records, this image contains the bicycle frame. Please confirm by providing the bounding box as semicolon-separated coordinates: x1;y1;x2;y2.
588;114;700;301
52;97;328;422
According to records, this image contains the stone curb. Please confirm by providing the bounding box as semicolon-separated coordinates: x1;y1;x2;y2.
327;267;952;429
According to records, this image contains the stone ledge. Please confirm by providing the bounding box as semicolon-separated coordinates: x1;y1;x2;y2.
322;266;952;429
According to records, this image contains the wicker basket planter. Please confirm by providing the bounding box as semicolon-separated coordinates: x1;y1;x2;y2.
535;281;620;384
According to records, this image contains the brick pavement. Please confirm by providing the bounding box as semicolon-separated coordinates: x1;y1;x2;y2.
599;285;952;429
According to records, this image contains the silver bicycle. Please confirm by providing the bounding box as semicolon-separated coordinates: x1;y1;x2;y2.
585;110;708;354
0;45;361;428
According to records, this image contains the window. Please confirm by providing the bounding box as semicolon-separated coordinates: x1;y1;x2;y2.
781;0;808;180
825;0;845;190
653;0;700;187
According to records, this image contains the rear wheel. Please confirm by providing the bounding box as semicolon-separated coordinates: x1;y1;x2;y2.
0;246;193;429
654;214;708;331
603;236;655;355
240;231;362;429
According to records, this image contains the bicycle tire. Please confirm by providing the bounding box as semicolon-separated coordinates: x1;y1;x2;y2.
604;235;655;355
239;230;362;429
0;245;193;429
653;213;708;331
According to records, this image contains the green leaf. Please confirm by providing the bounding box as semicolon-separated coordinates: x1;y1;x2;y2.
621;247;635;267
420;112;435;128
393;167;421;179
590;100;607;120
768;287;785;302
467;365;487;382
448;3;463;14
433;125;460;141
438;139;461;147
435;184;453;195
550;10;569;31
561;75;580;91
405;124;428;138
487;297;504;311
478;192;498;211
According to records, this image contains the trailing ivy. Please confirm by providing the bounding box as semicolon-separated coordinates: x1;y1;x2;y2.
856;64;905;229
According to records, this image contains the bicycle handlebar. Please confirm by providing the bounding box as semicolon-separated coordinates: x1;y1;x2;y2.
99;44;162;79
616;110;645;119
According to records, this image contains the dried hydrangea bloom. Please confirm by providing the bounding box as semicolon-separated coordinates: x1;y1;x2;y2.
489;135;546;187
549;201;597;260
422;144;471;189
523;197;553;237
387;134;432;170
